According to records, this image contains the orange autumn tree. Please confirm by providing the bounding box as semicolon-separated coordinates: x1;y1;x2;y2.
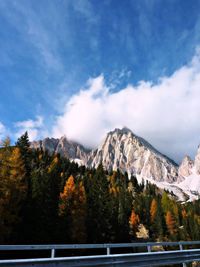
129;208;140;238
150;198;163;239
59;175;87;243
165;211;177;238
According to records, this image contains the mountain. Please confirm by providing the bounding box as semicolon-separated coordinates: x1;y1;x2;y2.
87;127;178;183
30;127;200;201
31;136;89;165
177;146;200;198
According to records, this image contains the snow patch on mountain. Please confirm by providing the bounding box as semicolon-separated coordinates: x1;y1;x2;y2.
178;173;200;197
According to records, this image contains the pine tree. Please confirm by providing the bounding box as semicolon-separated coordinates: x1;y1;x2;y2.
161;192;172;213
16;132;31;176
116;171;132;242
30;152;61;243
84;164;113;243
130;175;140;194
15;132;33;242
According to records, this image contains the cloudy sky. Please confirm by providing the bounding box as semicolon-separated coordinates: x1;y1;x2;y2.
0;0;200;162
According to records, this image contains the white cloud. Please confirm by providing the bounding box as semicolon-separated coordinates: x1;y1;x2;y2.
53;49;200;162
15;116;44;141
0;122;6;140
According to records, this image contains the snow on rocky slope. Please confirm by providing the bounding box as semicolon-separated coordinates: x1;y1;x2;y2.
176;146;200;200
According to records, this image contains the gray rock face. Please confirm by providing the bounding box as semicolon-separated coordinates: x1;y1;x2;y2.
178;155;194;180
31;137;59;154
87;128;178;183
178;146;200;178
31;128;179;183
31;136;89;164
194;146;200;175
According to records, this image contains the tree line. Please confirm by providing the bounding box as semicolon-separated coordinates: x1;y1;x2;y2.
0;132;199;244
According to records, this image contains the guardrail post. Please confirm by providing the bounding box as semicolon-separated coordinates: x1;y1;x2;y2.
106;247;110;255
147;245;151;253
179;244;187;267
51;248;55;258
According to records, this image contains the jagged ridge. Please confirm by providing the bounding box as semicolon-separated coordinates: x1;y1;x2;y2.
31;128;178;183
30;127;200;200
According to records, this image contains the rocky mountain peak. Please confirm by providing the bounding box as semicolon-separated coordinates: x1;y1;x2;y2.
104;127;133;144
178;155;194;180
110;127;133;135
31;135;89;164
88;128;178;183
31;137;59;154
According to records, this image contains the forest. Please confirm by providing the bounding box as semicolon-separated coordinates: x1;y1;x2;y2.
0;132;200;245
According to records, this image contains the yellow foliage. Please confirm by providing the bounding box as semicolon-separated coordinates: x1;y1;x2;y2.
109;172;119;196
59;175;87;243
59;175;75;209
48;156;59;173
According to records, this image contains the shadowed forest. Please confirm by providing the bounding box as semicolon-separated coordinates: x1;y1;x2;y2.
0;132;200;245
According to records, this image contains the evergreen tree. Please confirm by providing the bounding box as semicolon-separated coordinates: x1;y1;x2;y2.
85;164;113;243
116;171;132;242
16;131;31;176
15;132;33;243
30;152;61;243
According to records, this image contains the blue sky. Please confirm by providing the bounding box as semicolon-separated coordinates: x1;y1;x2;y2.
1;0;200;161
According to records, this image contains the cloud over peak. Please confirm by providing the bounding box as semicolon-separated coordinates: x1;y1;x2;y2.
15;116;44;141
53;50;200;162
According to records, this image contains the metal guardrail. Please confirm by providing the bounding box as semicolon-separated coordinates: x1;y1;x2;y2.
0;241;200;266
